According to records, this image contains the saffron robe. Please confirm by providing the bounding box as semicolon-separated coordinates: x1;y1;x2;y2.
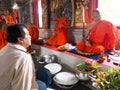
5;15;14;25
48;17;68;46
28;25;39;43
76;20;116;54
0;30;7;49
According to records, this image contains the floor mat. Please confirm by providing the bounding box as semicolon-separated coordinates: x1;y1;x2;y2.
67;49;100;60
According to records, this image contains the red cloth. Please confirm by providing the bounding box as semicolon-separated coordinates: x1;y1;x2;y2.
48;17;68;46
76;20;116;54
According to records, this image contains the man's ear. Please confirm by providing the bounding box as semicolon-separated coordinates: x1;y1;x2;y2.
18;37;24;44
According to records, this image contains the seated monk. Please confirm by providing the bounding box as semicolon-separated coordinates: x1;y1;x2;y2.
3;10;14;25
0;19;8;49
28;23;39;43
47;13;68;47
76;9;116;54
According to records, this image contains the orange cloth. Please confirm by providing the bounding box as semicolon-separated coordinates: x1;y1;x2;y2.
5;15;14;25
48;17;68;46
0;30;7;49
28;25;39;43
76;20;116;54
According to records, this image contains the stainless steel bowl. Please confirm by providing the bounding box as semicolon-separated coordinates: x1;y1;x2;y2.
38;54;58;63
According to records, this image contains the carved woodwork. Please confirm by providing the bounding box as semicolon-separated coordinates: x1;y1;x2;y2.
19;1;31;25
72;0;89;28
0;0;13;14
50;0;72;28
41;0;48;28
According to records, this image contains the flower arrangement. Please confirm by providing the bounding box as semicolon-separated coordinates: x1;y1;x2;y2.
75;60;101;80
75;60;101;73
90;68;120;90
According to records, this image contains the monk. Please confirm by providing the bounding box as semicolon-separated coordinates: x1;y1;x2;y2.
3;10;14;25
0;19;8;49
76;9;116;54
28;23;39;43
47;13;68;46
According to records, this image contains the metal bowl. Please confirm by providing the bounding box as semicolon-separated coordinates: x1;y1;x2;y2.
37;54;58;64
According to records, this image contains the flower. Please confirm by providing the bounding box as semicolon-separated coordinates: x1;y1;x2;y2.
75;60;101;74
90;68;120;90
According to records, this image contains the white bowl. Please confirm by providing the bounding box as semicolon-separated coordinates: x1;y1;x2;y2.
44;63;62;75
53;72;78;85
53;72;79;89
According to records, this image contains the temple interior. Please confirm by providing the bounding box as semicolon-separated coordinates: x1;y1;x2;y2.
0;0;120;90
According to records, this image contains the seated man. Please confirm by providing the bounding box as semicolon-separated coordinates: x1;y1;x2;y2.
47;12;68;47
76;9;116;54
0;24;47;90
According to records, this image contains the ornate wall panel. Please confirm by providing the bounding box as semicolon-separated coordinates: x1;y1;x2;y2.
19;1;31;25
41;0;48;28
0;0;13;14
50;0;72;28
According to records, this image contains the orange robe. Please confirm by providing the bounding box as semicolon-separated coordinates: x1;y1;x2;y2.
28;25;39;43
48;17;68;46
0;30;7;49
76;20;116;54
5;15;14;25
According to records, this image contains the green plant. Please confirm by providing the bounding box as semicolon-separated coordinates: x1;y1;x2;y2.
104;68;120;90
75;60;101;73
91;68;120;90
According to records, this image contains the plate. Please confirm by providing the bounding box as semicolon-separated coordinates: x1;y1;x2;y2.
76;49;94;56
57;45;68;51
53;72;79;85
44;63;62;75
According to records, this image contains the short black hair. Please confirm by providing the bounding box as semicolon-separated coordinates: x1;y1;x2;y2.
6;23;27;44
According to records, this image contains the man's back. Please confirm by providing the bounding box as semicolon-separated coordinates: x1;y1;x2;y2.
0;43;35;90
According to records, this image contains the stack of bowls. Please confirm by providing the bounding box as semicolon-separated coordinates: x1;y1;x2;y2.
53;72;79;89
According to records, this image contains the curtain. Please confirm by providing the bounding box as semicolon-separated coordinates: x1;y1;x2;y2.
88;0;98;23
32;0;39;28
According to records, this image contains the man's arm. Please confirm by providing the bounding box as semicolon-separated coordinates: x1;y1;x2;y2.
11;56;38;90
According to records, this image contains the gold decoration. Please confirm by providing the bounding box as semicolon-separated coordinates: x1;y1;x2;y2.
71;0;89;28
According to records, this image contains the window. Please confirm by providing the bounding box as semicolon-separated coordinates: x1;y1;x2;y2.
98;0;120;26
